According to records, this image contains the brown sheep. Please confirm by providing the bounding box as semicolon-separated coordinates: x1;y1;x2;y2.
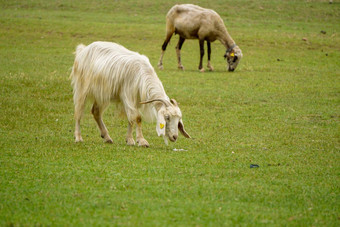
158;4;243;72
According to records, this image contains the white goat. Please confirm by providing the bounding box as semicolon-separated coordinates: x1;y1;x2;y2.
158;4;243;72
70;41;191;147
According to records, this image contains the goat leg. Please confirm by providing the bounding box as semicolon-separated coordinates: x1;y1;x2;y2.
126;121;135;146
91;102;113;143
136;117;149;147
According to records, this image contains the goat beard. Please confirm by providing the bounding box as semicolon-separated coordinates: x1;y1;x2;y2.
163;135;168;145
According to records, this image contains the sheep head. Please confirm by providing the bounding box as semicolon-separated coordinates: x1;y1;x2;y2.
141;98;191;145
224;45;243;72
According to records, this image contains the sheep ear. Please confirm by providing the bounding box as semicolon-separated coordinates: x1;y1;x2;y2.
178;119;191;138
156;109;166;137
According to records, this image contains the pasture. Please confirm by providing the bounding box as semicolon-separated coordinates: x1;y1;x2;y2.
0;0;339;226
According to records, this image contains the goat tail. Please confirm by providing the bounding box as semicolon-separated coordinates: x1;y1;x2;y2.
70;44;86;80
74;43;86;56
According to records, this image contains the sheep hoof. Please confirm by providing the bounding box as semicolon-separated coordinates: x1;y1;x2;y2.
199;68;205;73
158;64;164;70
137;138;150;148
178;65;185;70
104;137;113;144
126;138;136;146
101;134;113;142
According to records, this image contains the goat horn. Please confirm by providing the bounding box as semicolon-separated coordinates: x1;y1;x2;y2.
140;99;170;107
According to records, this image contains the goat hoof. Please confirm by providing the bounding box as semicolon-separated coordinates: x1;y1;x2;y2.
139;144;150;148
199;68;205;73
158;64;164;70
126;138;136;146
75;136;83;143
137;139;150;148
208;66;214;71
178;65;184;70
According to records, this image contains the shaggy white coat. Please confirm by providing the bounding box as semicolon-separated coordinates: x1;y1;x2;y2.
70;41;190;146
71;41;168;123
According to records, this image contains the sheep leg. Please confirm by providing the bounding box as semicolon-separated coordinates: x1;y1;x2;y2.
207;41;214;71
198;39;205;72
158;32;173;70
136;116;149;147
126;121;135;146
91;102;113;144
176;37;185;70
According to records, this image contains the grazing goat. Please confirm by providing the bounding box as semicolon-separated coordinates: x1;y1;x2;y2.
158;4;243;72
70;41;191;147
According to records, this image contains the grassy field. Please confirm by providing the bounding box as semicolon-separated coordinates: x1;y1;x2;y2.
0;0;339;226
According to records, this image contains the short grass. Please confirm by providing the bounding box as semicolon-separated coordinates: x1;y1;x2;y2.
0;0;339;226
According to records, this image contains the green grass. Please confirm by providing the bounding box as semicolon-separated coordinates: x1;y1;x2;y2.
0;0;339;226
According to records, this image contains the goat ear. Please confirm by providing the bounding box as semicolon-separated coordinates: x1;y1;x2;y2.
178;119;191;138
156;109;166;137
170;99;178;106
